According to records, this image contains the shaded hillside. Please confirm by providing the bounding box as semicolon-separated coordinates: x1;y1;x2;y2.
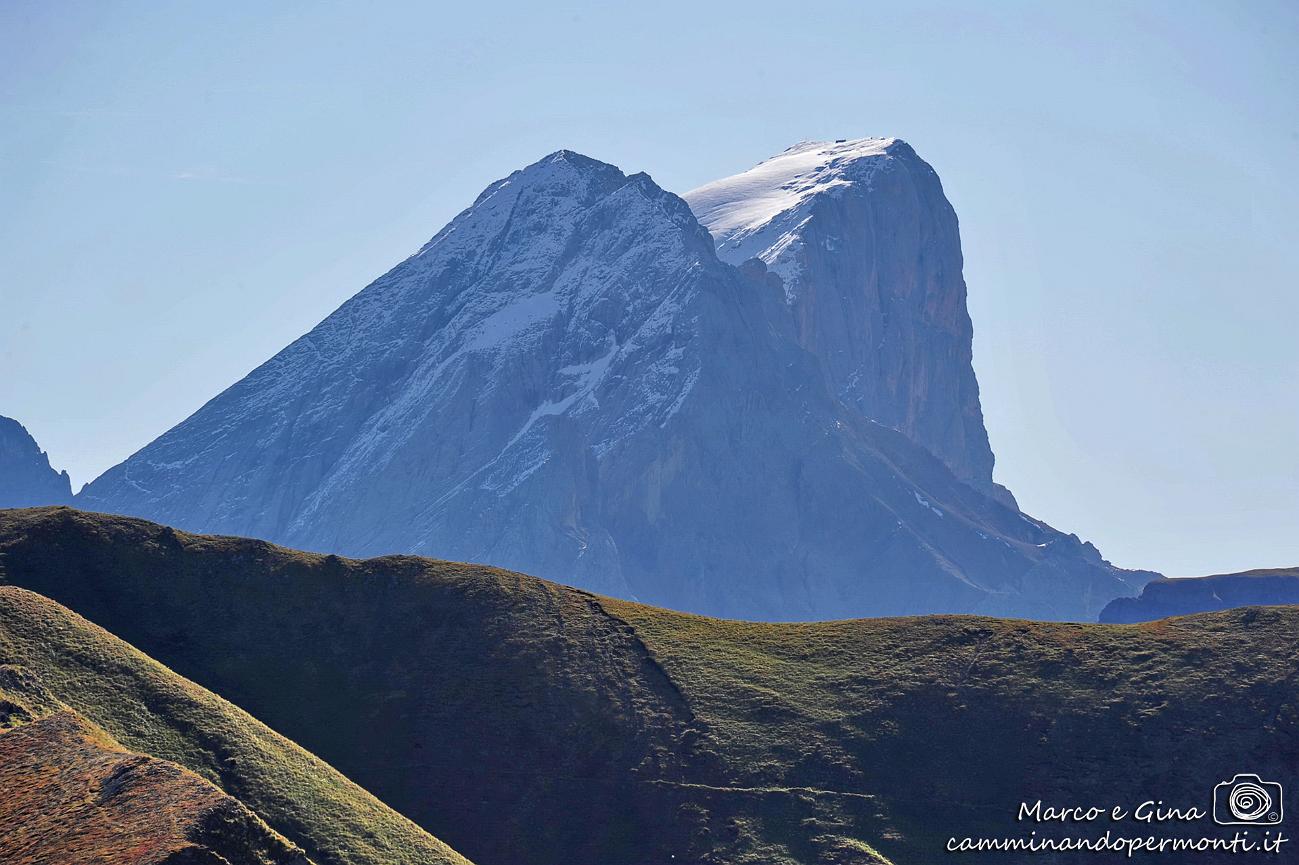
0;508;838;865
1100;567;1299;623
2;508;1294;864
0;708;309;865
0;582;471;865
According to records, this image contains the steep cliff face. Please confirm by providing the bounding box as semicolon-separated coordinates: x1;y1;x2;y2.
686;139;1010;504
79;150;1151;620
0;416;72;508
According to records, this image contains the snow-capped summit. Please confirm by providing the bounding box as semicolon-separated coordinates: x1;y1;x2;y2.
80;147;1154;620
685;138;1010;503
686;137;899;282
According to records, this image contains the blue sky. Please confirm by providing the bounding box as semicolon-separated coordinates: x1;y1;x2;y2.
2;1;1296;576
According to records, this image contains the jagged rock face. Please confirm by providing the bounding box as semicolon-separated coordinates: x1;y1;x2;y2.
0;416;72;508
686;139;1009;503
80;149;1152;620
82;152;717;599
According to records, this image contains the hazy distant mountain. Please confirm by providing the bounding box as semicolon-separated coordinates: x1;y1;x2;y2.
0;415;72;508
79;144;1153;620
1100;566;1299;623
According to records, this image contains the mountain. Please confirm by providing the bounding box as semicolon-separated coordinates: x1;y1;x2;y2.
0;575;471;865
685;139;1011;504
0;416;72;507
78;146;1153;620
2;508;1294;865
1100;566;1299;623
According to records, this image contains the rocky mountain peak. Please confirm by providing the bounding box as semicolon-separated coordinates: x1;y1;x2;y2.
685;138;1010;502
78;150;723;578
78;147;1152;621
0;416;73;508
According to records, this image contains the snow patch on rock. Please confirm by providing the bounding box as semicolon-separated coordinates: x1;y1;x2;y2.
684;138;896;292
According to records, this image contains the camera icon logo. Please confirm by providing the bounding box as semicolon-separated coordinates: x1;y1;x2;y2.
1213;774;1283;825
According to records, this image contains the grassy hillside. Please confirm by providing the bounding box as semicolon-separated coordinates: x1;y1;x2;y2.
607;600;1299;859
2;507;1296;864
0;583;471;865
0;707;310;865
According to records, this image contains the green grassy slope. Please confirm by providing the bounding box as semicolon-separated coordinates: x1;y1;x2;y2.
0;584;471;865
606;600;1299;860
0;507;891;865
0;706;311;865
2;507;1296;864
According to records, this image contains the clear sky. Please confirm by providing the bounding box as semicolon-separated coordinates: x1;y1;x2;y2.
2;1;1296;577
